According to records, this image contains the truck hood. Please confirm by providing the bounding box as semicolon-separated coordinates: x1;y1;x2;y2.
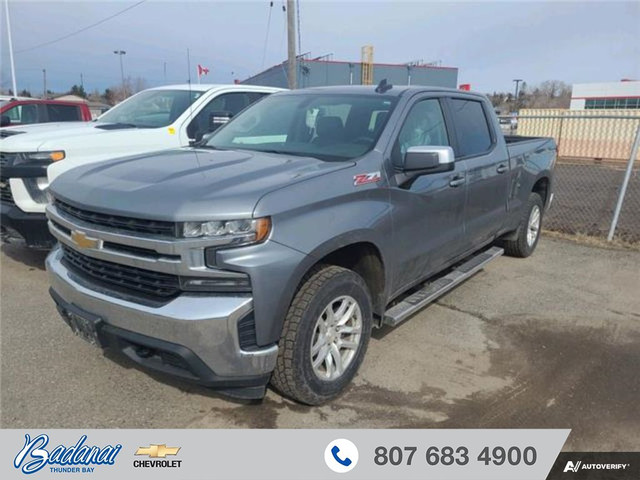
51;148;354;220
0;121;141;150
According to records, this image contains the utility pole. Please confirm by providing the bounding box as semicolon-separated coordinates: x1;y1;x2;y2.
513;78;523;111
80;73;84;91
42;69;47;99
5;0;18;95
114;50;126;90
286;0;297;89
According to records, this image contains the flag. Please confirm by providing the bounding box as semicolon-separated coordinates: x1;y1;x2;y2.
197;64;210;76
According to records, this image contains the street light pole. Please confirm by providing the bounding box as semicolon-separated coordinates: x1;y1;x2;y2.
114;50;126;90
513;78;523;110
42;69;47;99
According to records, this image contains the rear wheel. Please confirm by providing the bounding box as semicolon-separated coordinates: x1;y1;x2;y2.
271;265;372;405
503;192;544;258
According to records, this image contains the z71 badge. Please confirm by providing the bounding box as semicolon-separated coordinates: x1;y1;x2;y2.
353;172;381;186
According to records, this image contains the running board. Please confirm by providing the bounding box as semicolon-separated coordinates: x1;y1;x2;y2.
383;246;504;327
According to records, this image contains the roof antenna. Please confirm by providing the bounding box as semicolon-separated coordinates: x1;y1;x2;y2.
375;78;392;93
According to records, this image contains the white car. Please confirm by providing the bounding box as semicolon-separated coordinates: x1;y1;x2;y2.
0;83;283;247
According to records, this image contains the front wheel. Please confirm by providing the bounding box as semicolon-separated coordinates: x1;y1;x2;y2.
502;192;544;258
271;265;373;405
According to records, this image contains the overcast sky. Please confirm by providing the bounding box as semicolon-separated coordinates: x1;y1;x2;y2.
1;0;638;95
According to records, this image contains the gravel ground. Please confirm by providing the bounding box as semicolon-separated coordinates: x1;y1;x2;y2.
1;236;639;451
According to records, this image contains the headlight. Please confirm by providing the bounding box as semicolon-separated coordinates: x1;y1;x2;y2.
12;151;65;165
181;217;271;245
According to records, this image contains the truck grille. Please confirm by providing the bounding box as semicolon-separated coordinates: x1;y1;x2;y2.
61;245;181;299
0;152;18;167
0;179;14;204
55;199;176;236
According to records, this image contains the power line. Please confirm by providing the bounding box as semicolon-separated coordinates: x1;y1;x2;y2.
261;1;274;69
16;1;147;54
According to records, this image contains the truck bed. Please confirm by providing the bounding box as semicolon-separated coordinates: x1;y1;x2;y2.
504;135;555;158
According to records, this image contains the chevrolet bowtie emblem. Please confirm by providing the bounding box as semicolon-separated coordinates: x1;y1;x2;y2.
70;230;101;249
135;444;180;458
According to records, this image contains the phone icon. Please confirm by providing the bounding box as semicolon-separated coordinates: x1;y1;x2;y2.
325;438;358;473
331;445;352;467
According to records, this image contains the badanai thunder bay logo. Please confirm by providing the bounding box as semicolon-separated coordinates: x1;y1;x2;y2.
13;433;121;474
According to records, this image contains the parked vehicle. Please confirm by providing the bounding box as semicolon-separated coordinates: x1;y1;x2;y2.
0;97;92;127
45;85;556;404
0;84;282;248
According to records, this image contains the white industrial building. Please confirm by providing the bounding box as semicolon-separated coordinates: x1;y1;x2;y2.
570;80;640;110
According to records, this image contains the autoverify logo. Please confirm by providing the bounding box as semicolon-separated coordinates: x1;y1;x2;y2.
564;460;631;473
13;434;121;474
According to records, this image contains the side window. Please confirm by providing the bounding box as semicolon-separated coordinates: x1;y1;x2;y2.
47;104;81;122
392;99;449;164
187;92;261;139
4;104;39;124
449;98;492;157
4;105;21;122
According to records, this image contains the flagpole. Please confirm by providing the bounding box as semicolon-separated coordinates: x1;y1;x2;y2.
5;0;18;95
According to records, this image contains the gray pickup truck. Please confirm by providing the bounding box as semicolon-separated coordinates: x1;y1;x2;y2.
45;85;555;404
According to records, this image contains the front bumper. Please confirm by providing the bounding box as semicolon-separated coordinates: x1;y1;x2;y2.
1;201;54;248
46;246;278;397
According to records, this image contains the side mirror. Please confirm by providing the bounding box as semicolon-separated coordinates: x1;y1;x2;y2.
403;146;455;173
208;111;233;133
0;115;11;127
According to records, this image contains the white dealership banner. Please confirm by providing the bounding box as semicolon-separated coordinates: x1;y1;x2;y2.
1;429;569;479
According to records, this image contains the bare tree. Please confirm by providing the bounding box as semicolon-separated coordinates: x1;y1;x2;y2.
487;80;572;111
107;76;149;104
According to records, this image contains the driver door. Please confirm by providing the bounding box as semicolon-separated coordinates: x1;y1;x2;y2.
387;97;467;295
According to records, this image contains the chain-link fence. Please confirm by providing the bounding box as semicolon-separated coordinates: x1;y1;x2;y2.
513;110;640;243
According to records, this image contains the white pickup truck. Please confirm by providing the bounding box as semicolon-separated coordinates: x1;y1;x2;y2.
0;83;282;247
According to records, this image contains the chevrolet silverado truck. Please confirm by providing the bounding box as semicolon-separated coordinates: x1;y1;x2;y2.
45;85;555;404
0;84;281;248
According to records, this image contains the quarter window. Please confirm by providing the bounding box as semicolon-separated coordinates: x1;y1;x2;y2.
449;98;492;157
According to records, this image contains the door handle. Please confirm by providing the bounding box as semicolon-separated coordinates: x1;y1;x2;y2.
497;164;508;174
449;175;465;188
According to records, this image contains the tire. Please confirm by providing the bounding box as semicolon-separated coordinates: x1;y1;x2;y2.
271;265;373;405
502;192;544;258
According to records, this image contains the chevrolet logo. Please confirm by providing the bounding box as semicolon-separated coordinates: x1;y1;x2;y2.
135;445;181;458
70;230;102;250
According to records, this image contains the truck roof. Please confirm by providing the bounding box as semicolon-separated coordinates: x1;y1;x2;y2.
282;84;487;99
149;84;284;93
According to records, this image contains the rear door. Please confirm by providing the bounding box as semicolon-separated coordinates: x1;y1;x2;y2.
446;96;508;250
387;96;468;294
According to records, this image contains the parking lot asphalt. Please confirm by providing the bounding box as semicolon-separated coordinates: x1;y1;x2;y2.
1;236;638;451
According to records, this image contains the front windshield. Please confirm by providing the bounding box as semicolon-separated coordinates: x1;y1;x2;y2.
97;89;203;128
206;93;397;161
